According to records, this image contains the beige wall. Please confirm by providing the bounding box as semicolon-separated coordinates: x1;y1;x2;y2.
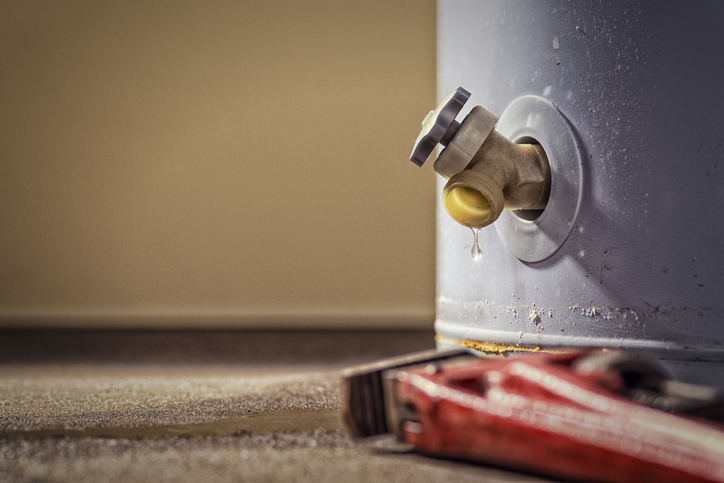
0;1;437;328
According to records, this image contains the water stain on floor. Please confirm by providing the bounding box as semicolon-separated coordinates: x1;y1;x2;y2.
0;409;344;440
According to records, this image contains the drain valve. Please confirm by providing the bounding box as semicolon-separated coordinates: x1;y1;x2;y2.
411;87;551;229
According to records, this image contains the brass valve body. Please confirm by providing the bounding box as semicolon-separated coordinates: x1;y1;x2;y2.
434;107;550;229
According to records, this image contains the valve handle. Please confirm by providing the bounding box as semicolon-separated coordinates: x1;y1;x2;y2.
409;86;470;167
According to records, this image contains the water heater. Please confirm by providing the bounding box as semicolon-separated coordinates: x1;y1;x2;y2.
422;1;724;387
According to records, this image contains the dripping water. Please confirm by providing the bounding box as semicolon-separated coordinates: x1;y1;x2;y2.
470;227;482;260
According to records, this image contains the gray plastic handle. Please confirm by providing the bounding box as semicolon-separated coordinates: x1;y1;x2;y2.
409;86;470;167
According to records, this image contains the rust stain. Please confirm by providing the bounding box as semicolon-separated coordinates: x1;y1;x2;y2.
436;335;564;356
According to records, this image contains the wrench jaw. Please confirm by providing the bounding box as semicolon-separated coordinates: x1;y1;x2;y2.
381;370;404;442
340;348;473;439
383;363;439;443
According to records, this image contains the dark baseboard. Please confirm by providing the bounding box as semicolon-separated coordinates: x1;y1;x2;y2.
0;328;436;366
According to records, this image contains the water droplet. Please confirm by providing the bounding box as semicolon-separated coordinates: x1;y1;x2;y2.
470;227;482;260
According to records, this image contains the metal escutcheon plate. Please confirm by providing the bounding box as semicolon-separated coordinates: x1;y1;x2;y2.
495;96;584;263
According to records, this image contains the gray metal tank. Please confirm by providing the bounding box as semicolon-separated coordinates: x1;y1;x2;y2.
435;0;724;386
